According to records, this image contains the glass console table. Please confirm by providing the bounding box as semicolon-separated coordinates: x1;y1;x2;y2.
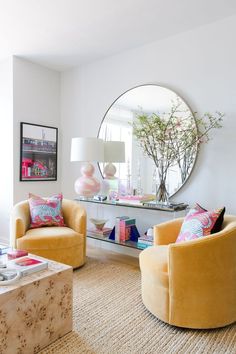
75;197;188;212
75;197;188;251
86;233;143;250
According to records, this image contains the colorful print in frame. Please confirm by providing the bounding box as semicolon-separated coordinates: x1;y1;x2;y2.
20;122;58;181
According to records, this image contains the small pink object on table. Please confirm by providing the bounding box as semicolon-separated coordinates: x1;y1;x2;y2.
118;195;155;203
7;249;28;260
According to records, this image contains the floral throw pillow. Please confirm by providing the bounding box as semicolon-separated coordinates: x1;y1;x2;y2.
28;193;65;228
195;203;225;234
176;205;225;243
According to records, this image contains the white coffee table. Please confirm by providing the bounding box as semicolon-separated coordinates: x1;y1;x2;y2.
0;254;73;353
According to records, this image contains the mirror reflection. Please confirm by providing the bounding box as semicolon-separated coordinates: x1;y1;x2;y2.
98;84;198;199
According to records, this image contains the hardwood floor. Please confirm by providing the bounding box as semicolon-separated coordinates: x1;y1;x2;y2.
87;244;140;268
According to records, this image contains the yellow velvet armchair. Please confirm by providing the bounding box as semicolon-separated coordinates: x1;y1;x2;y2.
11;199;86;269
139;215;236;329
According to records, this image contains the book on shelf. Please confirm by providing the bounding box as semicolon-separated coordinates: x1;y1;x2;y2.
137;241;153;247
138;234;153;241
7;256;48;277
120;218;136;242
137;243;152;249
115;216;129;242
138;239;153;246
87;227;112;237
109;222;140;242
138;233;154;247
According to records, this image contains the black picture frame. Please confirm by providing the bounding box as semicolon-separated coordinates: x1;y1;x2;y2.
20;122;58;181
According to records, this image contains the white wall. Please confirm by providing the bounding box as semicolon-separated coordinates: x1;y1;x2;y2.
0;58;13;243
13;57;61;204
61;15;236;214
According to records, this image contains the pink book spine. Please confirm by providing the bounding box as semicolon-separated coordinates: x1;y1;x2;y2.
119;221;132;241
119;220;126;242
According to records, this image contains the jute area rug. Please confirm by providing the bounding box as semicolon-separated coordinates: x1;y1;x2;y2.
41;257;236;354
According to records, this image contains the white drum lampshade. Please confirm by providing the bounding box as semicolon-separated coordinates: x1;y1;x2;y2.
103;141;125;179
70;137;104;197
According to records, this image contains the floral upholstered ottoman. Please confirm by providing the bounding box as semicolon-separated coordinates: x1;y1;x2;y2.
0;256;73;353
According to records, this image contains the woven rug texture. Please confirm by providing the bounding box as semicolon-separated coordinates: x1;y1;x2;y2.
41;257;236;354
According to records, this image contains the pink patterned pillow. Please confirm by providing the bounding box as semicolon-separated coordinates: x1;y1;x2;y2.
194;203;225;234
176;205;224;243
28;193;65;228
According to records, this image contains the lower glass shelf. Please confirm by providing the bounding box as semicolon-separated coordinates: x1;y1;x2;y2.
87;233;145;250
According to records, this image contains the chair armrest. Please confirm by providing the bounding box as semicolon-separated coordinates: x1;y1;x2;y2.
154;217;184;245
62;199;87;236
11;201;30;247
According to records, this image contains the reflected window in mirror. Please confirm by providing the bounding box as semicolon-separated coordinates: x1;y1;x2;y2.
99;106;133;185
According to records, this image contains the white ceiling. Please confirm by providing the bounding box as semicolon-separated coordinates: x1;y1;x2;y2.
0;0;235;71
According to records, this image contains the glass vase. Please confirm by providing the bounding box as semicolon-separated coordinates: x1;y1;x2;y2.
156;180;169;204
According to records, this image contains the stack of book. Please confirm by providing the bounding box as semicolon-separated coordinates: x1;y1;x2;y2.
87;227;113;238
114;216;128;242
119;218;136;242
137;235;154;249
142;201;188;211
6;256;48;277
117;194;156;205
114;216;140;242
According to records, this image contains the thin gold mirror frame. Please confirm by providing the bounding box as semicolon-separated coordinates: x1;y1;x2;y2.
98;84;198;199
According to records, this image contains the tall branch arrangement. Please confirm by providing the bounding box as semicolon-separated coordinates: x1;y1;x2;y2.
132;100;223;201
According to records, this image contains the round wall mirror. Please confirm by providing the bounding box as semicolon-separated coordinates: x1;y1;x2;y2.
98;84;198;198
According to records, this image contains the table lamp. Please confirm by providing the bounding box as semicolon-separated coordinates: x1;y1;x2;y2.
71;137;104;197
103;141;125;179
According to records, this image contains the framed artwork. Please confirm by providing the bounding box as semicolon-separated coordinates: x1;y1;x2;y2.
20;122;58;181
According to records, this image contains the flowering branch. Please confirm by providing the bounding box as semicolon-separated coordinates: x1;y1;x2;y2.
132;100;223;187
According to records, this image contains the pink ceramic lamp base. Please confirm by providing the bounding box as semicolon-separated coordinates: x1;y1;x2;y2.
75;163;100;197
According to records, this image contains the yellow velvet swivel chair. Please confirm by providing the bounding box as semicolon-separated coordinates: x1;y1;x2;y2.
139;215;236;329
11;199;86;269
